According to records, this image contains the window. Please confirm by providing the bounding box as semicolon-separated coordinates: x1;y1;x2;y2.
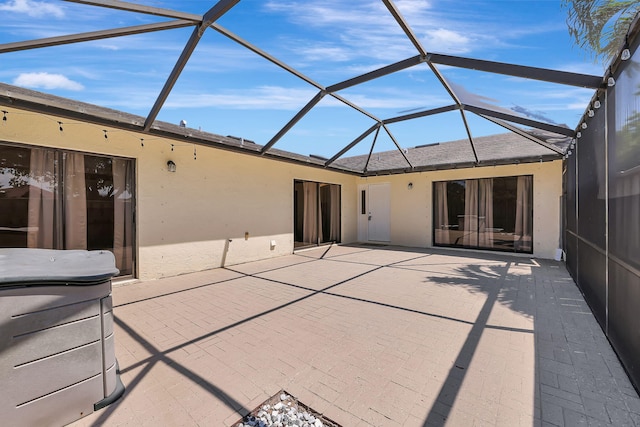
433;176;533;253
0;143;135;276
293;180;340;248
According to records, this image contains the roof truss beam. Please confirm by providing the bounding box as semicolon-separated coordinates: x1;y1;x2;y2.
0;21;193;54
326;55;423;93
363;126;382;173
144;0;240;131
475;113;566;155
64;0;202;21
261;91;326;154
381;124;413;169
429;53;603;89
459;110;479;164
381;0;463;106
211;24;323;90
383;104;459;124
381;0;427;57
325;123;380;167
464;105;575;137
329;93;381;122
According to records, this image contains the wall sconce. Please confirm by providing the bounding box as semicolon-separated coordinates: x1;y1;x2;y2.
167;160;176;172
407;182;413;190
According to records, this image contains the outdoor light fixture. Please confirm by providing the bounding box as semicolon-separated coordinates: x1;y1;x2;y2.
594;98;601;109
576;131;582;138
407;182;413;190
608;76;616;87
167;160;176;172
621;48;631;61
588;109;595;117
621;38;631;61
581;122;588;130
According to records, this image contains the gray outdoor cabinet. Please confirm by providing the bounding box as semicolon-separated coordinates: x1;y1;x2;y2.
0;248;125;427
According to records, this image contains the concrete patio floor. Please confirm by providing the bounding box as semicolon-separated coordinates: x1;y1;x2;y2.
71;245;640;427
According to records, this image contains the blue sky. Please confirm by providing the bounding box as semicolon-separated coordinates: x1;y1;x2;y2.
0;0;606;158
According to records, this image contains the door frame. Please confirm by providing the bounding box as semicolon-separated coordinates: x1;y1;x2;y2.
358;182;391;242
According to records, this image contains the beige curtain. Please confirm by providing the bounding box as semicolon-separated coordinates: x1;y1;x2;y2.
113;158;132;274
318;185;324;243
515;176;532;251
479;178;494;248
302;182;318;244
463;179;478;246
64;152;87;250
434;182;450;244
27;148;56;248
329;184;340;241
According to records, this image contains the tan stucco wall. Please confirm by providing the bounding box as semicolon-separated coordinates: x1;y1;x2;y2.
1;106;563;279
0;108;357;279
358;161;563;259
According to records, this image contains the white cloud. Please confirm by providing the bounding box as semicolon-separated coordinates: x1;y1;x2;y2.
264;0;417;63
13;72;84;91
164;86;318;110
0;0;64;18
297;45;352;62
423;29;471;54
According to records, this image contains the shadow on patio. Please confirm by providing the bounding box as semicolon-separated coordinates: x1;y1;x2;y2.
71;245;640;427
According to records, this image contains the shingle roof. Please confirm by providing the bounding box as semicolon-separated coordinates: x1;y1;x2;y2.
0;82;565;176
335;131;568;174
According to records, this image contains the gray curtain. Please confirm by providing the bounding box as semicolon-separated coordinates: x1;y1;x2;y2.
27;148;56;248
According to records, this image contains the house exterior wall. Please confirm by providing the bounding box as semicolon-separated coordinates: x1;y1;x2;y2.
358;161;563;259
1;107;562;280
0;108;357;279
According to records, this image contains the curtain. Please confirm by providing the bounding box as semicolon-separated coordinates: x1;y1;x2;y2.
434;182;450;244
515;175;533;252
64;152;87;250
328;184;340;241
463;179;478;246
27;148;56;248
479;178;494;248
113;158;132;274
302;182;318;245
318;185;324;243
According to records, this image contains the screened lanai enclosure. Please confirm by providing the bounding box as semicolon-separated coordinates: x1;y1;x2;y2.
0;0;639;395
0;0;602;167
564;28;640;393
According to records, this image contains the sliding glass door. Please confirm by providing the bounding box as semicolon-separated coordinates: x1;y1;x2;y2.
433;175;533;253
293;180;340;248
0;143;135;276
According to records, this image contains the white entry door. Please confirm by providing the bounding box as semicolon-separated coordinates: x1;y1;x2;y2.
367;183;390;242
